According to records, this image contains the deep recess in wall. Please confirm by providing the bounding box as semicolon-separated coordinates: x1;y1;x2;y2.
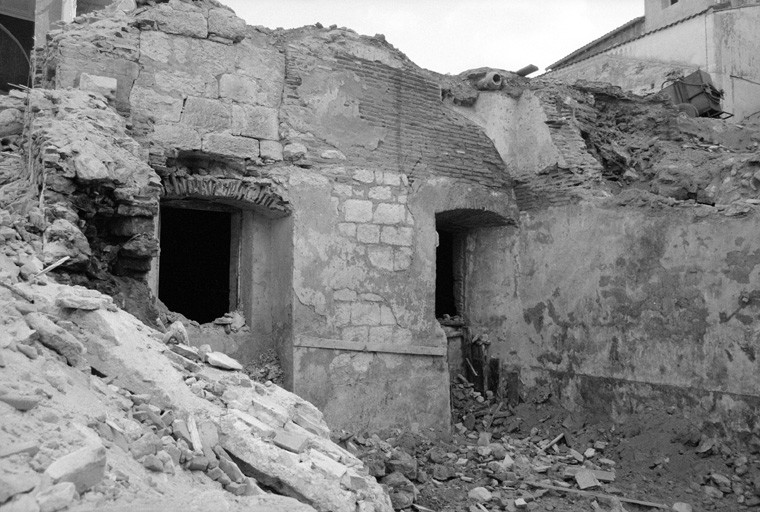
159;206;232;323
436;230;458;318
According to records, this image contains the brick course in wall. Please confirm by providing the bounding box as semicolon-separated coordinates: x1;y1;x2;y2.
283;38;510;191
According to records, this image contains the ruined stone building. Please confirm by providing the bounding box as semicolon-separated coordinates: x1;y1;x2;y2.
5;0;760;448
546;0;760;121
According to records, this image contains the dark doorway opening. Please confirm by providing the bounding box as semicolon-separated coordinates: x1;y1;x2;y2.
0;13;34;91
435;230;458;318
159;206;232;323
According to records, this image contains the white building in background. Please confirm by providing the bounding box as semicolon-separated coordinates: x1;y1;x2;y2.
545;0;760;122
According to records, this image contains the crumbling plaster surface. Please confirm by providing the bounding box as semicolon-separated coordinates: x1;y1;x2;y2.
466;203;760;436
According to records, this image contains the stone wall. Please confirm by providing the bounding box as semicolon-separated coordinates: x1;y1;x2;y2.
33;0;518;434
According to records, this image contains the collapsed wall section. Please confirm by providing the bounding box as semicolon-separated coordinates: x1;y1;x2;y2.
30;0;520;435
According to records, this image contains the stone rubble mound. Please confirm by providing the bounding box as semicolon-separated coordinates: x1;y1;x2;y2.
0;206;392;512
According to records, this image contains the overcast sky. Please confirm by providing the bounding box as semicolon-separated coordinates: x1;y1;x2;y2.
221;0;643;75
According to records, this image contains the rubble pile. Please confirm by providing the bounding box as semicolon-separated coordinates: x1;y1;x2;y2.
0;201;393;512
339;376;760;512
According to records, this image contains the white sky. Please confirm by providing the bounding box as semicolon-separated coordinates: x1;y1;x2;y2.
221;0;644;75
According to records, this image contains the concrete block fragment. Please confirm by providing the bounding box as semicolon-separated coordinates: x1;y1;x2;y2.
574;469;600;490
201;133;259;160
219;456;245;483
231;104;278;139
206;351;244;371
55;288;114;311
273;430;309;454
142;454;164;472
25;313;86;367
79;73;117;97
308;448;348;479
43;442;106;494
36;482;76;512
225;409;276;438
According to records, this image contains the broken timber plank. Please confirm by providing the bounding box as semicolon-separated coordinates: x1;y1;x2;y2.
526;482;671;509
295;336;446;357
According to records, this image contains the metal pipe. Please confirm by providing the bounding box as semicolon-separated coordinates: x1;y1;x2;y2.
476;71;503;90
515;64;538;77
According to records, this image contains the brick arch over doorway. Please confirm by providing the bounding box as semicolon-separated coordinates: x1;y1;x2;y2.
161;175;291;217
154;174;293;363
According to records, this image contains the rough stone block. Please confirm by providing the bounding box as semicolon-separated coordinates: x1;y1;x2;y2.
341;326;369;342
0;394;40;411
231;104;278;139
25;313;86;367
43;219;92;267
368;186;392;201
273;430;309;454
283;143;307;160
337;223;356;237
43;442;107;494
369;326;394;344
110;217;154;237
353;169;375;183
373;203;406;225
344;200;373;223
219;456;245;483
259;140;283;161
208;8;247;42
221;75;257;102
181;97;231;132
356;224;380;244
380;226;414;246
36;482;76;512
351;303;381;326
152;124;201;151
130;85;183;122
393;248;413;271
0;472;37;503
79;73;117;97
137;3;208;38
201;133;259;160
379;306;396;325
367;246;394;271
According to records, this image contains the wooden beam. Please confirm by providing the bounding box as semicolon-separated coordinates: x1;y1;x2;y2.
295;336;446;357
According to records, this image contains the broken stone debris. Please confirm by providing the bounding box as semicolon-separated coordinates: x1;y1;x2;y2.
0;218;392;512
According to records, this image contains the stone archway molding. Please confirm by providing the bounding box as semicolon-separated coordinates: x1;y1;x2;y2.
161;175;291;217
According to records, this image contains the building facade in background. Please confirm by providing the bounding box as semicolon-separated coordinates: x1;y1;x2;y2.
546;0;760;121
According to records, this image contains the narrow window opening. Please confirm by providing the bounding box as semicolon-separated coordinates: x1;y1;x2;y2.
158;206;233;324
435;229;459;318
